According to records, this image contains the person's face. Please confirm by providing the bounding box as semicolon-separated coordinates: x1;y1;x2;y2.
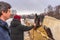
2;9;11;20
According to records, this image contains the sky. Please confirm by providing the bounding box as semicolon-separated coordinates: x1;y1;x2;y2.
0;0;60;15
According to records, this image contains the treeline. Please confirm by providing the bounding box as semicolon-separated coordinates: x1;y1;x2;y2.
11;5;60;20
44;5;60;20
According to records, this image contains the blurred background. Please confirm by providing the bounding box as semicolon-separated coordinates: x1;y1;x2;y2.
1;0;60;40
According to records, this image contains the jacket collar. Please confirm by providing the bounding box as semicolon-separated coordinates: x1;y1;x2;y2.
0;19;8;27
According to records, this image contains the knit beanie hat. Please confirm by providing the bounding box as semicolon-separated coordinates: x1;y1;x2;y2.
14;15;21;21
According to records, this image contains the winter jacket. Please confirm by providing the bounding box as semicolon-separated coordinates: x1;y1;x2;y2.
10;19;33;40
0;19;11;40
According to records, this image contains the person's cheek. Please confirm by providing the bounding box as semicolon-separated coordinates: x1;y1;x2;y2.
8;12;10;16
7;13;10;18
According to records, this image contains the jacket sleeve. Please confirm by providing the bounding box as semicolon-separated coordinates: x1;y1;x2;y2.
17;25;34;31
